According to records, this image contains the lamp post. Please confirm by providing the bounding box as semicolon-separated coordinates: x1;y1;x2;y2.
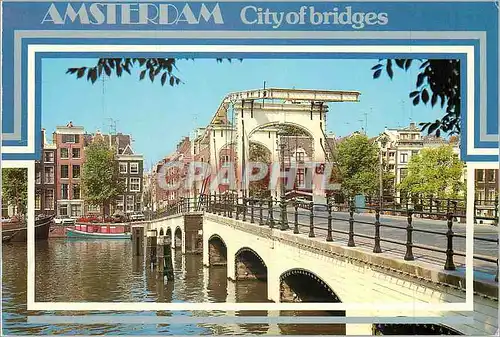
378;134;389;210
277;128;289;230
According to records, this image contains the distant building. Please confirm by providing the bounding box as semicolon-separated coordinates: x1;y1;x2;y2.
53;122;85;217
376;122;461;199
88;131;144;215
116;144;144;214
474;169;498;221
35;129;57;217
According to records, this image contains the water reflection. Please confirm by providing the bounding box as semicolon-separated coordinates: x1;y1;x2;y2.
2;239;345;335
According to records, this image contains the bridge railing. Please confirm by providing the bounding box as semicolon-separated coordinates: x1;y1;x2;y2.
151;194;498;283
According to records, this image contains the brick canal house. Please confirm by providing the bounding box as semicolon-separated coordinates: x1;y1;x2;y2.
35;129;57;217
53;122;85;218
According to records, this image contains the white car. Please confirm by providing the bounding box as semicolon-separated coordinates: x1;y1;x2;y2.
130;212;145;222
54;215;76;225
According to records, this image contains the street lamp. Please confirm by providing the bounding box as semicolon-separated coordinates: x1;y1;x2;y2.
277;127;289;230
378;134;389;210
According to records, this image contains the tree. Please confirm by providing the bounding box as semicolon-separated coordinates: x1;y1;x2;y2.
81;140;125;218
397;145;465;199
67;58;459;138
2;168;28;218
248;142;271;198
336;134;379;198
372;59;460;137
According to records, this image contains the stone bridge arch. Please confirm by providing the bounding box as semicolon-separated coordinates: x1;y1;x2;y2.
279;268;342;304
174;227;182;250
234;247;268;281
166;227;172;245
208;234;227;266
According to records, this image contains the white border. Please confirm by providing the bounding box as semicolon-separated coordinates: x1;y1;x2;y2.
27;44;480;312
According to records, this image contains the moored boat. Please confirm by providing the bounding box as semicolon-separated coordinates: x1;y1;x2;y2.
66;223;131;240
1;215;54;243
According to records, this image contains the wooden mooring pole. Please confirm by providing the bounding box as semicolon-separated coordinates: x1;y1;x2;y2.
145;230;157;267
156;236;175;281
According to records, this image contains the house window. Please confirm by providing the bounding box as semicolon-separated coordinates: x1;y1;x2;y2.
116;195;124;212
71;204;81;217
388;164;395;171
35;170;42;184
62;134;79;143
61;165;69;179
44;167;54;184
72;148;81;159
130;162;139;174
135;202;142;211
130;177;141;192
119;162;128;174
486;169;496;183
126;195;135;212
400;168;408;181
44;151;54;163
60;148;69;159
389;152;395;158
35;193;41;210
59;204;68;216
220;155;230;167
72;165;80;179
296;168;305;188
121;178;128;191
476;169;485;182
61;184;69;199
45;189;54;210
412;150;419;156
487;188;497;202
400;153;408;163
476;189;486;202
73;184;81;199
295;151;305;163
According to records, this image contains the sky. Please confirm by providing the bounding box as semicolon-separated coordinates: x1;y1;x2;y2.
42;58;446;170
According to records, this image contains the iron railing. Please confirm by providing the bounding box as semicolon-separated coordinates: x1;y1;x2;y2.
150;194;499;282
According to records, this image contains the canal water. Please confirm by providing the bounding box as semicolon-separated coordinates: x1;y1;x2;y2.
2;239;345;335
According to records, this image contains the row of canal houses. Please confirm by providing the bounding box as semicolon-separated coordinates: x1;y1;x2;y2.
35;121;144;219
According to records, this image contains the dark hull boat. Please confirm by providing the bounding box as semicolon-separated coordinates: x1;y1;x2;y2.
1;215;54;243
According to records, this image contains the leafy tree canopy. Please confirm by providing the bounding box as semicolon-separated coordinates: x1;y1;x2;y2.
2;168;28;217
68;58;460;138
81;140;125;217
397;145;465;199
336;134;379;197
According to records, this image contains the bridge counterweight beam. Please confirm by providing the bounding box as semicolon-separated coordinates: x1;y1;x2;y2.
373;208;382;253
444;212;456;270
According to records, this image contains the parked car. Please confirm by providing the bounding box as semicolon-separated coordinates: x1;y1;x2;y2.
129;212;145;222
54;215;76;225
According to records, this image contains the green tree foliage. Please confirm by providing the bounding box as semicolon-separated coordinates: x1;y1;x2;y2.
372;59;460;137
1;168;28;218
397;145;465;199
248;142;271;198
68;58;460;139
336;134;379;197
81;140;125;217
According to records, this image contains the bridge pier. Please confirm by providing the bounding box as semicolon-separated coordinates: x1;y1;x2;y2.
131;225;145;257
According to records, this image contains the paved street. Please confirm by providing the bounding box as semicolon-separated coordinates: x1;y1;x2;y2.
238;205;499;281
